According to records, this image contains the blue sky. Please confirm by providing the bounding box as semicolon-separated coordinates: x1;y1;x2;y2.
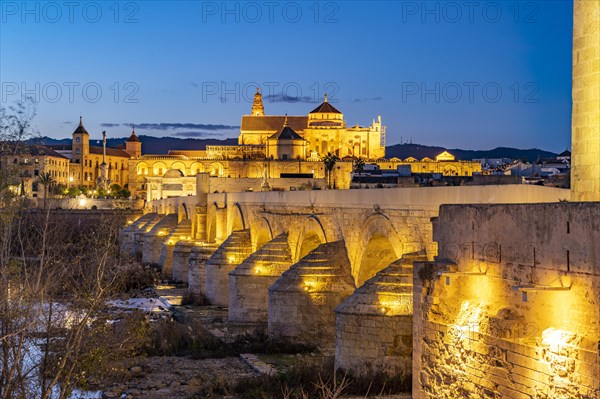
0;1;573;151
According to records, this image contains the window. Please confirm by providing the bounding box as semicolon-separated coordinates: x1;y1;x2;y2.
34;169;39;176
76;137;80;143
76;148;80;154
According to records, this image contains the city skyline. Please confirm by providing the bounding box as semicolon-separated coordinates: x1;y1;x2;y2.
1;1;573;152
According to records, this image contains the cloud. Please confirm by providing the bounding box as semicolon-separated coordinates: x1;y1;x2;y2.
98;122;239;131
264;93;318;104
173;131;224;138
134;123;239;131
351;97;383;103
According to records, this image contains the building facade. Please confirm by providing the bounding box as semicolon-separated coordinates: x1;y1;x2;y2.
128;92;481;200
67;117;139;189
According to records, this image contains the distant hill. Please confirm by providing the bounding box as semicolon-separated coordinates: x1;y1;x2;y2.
385;143;558;162
30;136;559;161
30;135;238;154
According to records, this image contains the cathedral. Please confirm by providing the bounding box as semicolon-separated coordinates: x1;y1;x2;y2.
127;91;480;201
239;90;386;160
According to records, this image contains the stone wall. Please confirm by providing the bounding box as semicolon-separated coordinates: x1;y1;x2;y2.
413;203;600;398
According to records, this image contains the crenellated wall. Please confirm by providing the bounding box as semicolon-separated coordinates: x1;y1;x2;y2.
413;203;600;398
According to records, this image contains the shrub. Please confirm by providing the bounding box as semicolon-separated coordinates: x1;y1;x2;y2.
180;290;209;306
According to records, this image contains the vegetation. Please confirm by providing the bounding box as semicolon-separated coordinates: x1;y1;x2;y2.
36;171;56;209
0;103;136;399
322;152;339;189
353;157;366;188
234;359;410;398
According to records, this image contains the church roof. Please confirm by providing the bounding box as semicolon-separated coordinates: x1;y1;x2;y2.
310;95;342;114
241;115;307;132
73;117;89;135
269;122;305;141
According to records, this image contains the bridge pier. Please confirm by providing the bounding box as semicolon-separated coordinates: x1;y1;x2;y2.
172;241;196;283
228;233;293;323
120;213;158;256
188;244;219;296
205;229;252;306
335;254;424;377
268;241;356;349
141;214;178;266
133;214;163;259
159;220;192;279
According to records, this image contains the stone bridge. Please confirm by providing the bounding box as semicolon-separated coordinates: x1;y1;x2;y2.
120;183;568;376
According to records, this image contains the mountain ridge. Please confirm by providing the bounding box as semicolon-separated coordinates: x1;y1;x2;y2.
29;136;560;161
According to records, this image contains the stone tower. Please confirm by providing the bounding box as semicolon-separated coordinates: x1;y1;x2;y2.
71;116;89;165
571;0;600;201
126;127;142;157
251;88;265;116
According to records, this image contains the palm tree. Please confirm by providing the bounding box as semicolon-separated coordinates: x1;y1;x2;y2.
37;171;55;209
322;152;338;189
353;157;365;189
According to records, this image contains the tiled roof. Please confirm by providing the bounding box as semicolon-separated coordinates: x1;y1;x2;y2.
269;126;305;141
309;101;341;114
73;117;89;135
0;144;68;159
89;146;131;158
241;115;307;132
127;130;141;142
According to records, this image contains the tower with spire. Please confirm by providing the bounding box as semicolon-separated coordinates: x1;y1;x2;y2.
71;116;90;165
251;88;265;116
125;125;142;157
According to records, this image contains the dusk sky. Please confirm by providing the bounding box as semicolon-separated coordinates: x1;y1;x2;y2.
0;1;573;152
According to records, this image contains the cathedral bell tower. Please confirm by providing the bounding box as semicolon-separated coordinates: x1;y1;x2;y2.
251;88;265;116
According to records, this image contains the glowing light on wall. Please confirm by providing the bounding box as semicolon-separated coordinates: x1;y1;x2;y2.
303;277;325;292
452;301;485;341
541;328;577;354
377;293;412;316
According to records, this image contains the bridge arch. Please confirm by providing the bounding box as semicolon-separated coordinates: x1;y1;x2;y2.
293;215;328;261
254;217;273;250
206;203;218;243
178;203;189;223
353;213;404;287
229;203;246;233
